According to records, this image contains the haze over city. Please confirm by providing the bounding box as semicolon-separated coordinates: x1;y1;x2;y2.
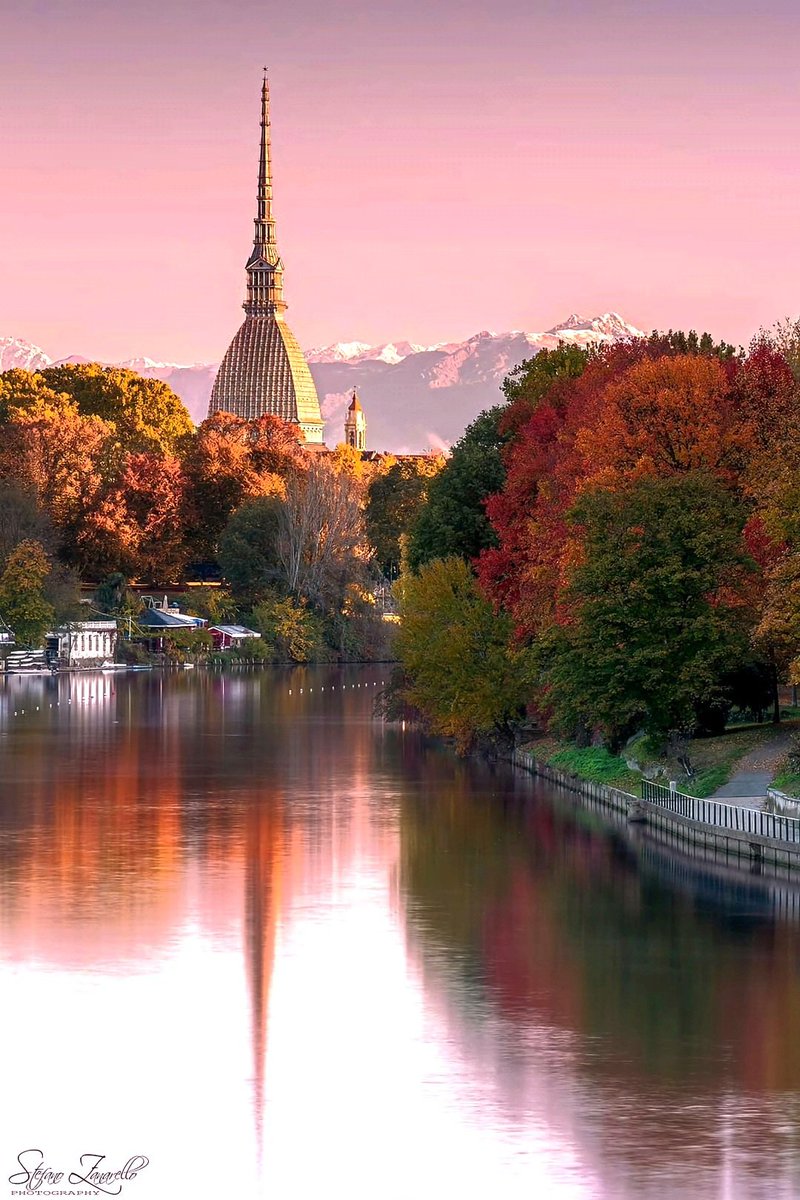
3;0;800;364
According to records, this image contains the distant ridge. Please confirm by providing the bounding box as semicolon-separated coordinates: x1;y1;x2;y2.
0;312;644;451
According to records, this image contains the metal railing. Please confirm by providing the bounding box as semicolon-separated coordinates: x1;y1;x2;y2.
642;780;800;845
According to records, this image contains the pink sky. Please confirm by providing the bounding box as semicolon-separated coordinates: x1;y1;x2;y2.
2;0;800;362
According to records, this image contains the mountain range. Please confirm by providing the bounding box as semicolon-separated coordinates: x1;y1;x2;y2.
0;312;644;451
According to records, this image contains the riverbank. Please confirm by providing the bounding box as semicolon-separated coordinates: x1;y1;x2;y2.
511;745;800;876
522;717;800;803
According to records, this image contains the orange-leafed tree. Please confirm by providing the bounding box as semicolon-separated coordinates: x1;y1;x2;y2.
0;395;117;555
38;363;193;456
573;354;745;490
183;412;305;561
478;345;756;643
78;452;188;583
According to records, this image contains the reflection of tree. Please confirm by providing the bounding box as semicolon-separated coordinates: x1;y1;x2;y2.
399;756;800;1097
0;665;375;1164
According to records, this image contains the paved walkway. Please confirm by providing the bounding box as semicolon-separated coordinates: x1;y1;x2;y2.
711;730;793;806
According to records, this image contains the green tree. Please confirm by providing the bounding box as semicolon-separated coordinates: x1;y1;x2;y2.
252;594;324;662
366;456;442;575
408;408;509;570
174;586;237;625
0;539;56;648
540;473;754;751
502;343;590;413
395;556;532;751
93;572;132;614
646;329;740;360
218;496;283;604
0;479;55;569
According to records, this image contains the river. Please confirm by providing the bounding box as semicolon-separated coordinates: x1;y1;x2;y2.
1;665;799;1199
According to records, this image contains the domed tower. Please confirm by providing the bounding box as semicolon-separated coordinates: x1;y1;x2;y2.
344;390;366;451
208;75;324;443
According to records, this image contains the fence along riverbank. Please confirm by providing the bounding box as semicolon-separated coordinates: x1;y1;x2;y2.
511;749;800;873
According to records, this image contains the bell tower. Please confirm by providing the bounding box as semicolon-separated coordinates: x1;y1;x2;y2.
344;390;367;451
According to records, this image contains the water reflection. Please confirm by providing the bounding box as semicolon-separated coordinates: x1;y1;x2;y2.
0;669;799;1198
399;761;800;1197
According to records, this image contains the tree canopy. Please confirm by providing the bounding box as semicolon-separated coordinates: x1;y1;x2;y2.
38;364;193;455
539;473;753;748
408;408;509;570
366;456;443;575
399;326;800;751
0;540;56;648
396;556;533;751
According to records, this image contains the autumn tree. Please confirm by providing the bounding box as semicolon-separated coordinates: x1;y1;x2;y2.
0;369;66;422
329;442;379;488
539;474;755;751
219;459;367;615
479;342;752;639
247;412;307;478
78;451;188;582
765;316;800;380
0;394;117;561
573;354;745;489
38;364;193;455
275;459;367;609
251;595;324;662
395;556;533;751
183;412;304;562
0;540;56;648
501;343;590;428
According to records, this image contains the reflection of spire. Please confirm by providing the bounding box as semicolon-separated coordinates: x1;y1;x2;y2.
243;795;283;1162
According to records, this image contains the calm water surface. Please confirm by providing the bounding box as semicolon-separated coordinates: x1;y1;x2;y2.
1;667;800;1199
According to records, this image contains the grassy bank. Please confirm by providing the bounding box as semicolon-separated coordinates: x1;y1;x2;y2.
523;718;800;799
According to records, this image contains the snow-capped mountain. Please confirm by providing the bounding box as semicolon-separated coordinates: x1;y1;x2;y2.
306;339;450;366
115;356;203;371
305;313;644;448
1;312;643;450
0;336;52;373
547;312;642;340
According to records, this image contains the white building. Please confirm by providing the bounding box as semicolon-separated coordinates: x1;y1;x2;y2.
46;620;118;666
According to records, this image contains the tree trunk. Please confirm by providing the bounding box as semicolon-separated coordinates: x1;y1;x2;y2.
771;656;781;725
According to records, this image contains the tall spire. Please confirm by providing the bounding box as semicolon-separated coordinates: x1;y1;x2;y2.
209;71;325;442
256;71;275;246
244;72;286;316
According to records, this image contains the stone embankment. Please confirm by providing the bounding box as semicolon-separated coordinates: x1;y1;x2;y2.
511;746;800;874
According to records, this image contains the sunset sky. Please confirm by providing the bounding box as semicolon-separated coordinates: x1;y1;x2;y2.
2;0;800;363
